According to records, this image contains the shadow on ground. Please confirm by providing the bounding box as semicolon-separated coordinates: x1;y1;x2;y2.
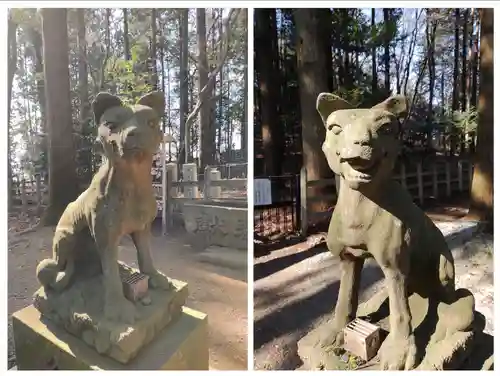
254;243;328;281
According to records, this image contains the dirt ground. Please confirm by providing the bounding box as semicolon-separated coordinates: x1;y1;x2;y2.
7;210;248;371
253;209;494;370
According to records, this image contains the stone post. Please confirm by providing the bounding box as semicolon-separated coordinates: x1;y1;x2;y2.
209;168;222;198
182;163;198;199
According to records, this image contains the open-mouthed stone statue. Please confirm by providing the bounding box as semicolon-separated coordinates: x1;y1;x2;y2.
36;91;173;325
312;93;480;370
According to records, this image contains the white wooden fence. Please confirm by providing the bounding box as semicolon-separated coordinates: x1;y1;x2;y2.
301;158;473;234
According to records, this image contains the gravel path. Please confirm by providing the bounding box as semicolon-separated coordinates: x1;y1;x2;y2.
253;220;493;370
8;222;248;370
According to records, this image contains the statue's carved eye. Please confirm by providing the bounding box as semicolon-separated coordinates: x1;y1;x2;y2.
327;123;342;135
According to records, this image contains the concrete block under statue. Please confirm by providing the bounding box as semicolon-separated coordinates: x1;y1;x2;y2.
11;91;209;370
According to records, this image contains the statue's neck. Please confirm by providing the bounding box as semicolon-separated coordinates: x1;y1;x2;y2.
338;177;395;208
99;156;153;192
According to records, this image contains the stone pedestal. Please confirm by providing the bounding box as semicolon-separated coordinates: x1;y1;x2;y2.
298;289;490;371
13;266;209;370
13;305;208;370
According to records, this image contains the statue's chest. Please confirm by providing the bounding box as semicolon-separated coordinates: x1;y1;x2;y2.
120;192;157;232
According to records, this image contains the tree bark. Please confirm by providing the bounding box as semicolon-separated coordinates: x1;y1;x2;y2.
151;9;158;90
179;9;189;163
470;9;479;109
123;9;130;60
197;8;214;169
383;8;391;94
77;9;92;183
461;9;469;111
426;12;437;119
7;13;18;210
452;9;460;111
468;9;493;229
40;8;78;225
255;9;282;176
371;8;377;94
295;9;335;213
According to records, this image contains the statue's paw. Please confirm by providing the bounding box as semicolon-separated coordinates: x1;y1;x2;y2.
317;321;345;349
104;297;137;325
148;271;174;290
379;333;417;370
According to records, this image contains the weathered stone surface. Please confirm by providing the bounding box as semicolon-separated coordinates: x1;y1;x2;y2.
299;93;482;370
33;262;188;364
299;289;485;370
13;305;208;370
35;91;174;330
183;202;247;250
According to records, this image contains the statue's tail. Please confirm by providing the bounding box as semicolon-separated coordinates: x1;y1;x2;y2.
36;247;75;292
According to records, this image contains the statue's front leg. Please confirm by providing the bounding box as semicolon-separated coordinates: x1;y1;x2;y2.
131;225;173;290
376;248;417;370
98;239;137;324
319;254;364;348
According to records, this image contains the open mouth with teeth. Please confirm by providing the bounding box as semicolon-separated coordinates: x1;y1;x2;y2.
341;157;382;183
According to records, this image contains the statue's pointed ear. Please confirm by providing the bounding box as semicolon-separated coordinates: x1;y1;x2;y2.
137;91;165;118
92;92;123;124
316;93;353;126
372;95;408;119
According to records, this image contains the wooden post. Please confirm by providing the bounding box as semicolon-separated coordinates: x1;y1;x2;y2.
35;174;42;205
432;163;438;199
161;142;167;235
445;161;451;197
458;160;464;191
417;162;424;205
204;165;211;200
165;168;173;232
300;166;308;237
400;163;407;189
21;180;27;212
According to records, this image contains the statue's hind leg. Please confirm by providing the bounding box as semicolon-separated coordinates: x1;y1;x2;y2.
36;228;77;291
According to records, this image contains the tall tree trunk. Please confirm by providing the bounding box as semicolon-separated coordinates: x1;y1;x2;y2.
151;9;158;90
255;9;282;176
295;9;334;213
7;13;18;210
427;12;437;119
383;8;391;94
371;8;377;94
461;9;469;111
123;9;130;60
466;9;474;110
470;10;479;109
160;16;166;133
197;8;213;169
77;9;92;183
469;8;493;230
40;8;78;225
452;9;460;111
179;9;189;163
241;9;248;160
321;9;334;92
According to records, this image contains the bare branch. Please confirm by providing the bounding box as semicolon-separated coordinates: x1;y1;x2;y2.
183;8;241;162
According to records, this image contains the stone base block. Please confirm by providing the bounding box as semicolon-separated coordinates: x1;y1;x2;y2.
13;305;208;370
298;289;487;371
33;263;188;364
